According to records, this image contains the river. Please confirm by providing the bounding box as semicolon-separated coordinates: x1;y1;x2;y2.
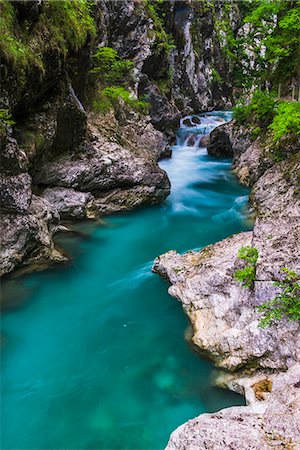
1;111;252;450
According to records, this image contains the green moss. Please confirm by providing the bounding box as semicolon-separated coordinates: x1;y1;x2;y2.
0;0;96;74
0;108;15;135
211;67;223;84
250;126;262;141
145;0;175;57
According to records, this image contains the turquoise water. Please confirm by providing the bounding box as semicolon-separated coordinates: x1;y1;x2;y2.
1;112;252;450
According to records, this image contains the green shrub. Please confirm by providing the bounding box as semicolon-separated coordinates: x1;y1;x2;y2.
90;47;134;85
258;268;300;328
233;90;277;127
233;101;252;125
234;246;258;288
250;90;277;125
250;126;262;140
211;67;223;84
93;87;149;115
269;102;300;142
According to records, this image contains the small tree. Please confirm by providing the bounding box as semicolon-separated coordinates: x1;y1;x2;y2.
234;246;258;289
258;268;300;328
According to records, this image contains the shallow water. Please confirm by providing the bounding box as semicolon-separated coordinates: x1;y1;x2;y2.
1;112;252;450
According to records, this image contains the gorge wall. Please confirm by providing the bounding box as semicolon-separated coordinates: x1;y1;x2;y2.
0;0;251;276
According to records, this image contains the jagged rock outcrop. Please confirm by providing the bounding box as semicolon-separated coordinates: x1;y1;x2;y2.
0;100;170;276
0;195;66;277
166;364;300;450
153;223;300;372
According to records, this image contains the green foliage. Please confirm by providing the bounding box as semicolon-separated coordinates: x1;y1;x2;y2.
250;126;262;140
233;90;277;127
234;246;259;289
90;47;134;85
93;87;149;115
0;109;15;126
89;47;147;115
243;0;300;84
233;101;251;125
234;89;300;146
0;0;96;74
211;67;223;84
258;268;300;328
269;102;300;142
0;108;15;135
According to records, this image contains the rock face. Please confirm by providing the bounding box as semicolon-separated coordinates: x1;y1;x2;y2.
153;226;300;372
166;364;300;450
0;106;170;276
154;121;300;446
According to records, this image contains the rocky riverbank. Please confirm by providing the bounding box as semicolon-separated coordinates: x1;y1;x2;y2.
0;95;170;277
153;121;300;449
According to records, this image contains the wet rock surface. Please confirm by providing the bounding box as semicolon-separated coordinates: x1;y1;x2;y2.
0;196;65;277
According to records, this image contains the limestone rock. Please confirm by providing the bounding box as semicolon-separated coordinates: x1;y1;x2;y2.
0;173;32;214
153;229;300;371
166;364;300;450
41;187;96;220
0;136;29;174
33;125;170;206
0;196;65;277
251;158;300;218
207;126;233;157
93;185;168;215
51;86;87;156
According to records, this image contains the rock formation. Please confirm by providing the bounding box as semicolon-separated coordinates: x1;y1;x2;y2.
166;364;300;450
153;122;300;447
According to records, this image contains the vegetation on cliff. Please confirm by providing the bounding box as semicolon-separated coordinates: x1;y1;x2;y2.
234;246;258;289
258;268;300;328
234;90;300;150
90;47;148;114
0;0;95;74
